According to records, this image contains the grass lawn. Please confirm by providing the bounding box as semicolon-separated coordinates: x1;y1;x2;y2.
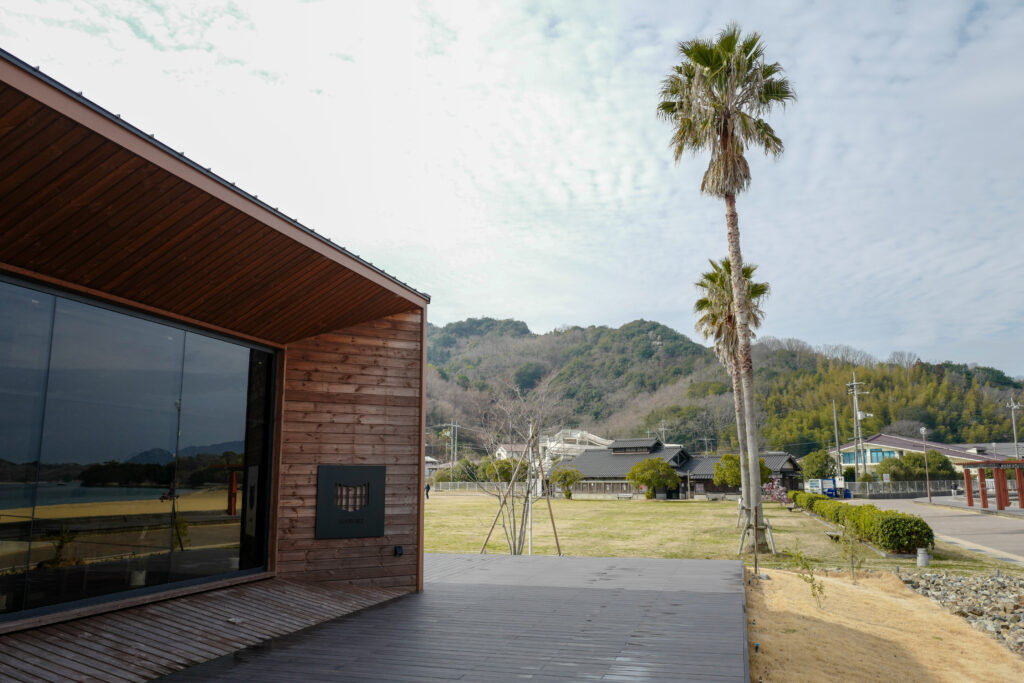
425;492;1024;575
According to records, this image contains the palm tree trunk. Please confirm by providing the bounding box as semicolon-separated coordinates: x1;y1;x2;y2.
724;192;762;547
729;354;749;522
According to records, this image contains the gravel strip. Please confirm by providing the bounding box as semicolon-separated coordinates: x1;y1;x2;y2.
899;571;1024;656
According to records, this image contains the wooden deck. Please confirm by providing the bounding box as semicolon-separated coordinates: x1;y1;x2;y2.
166;554;749;682
0;578;407;682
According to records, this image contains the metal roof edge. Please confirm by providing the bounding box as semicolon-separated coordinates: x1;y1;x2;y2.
0;46;430;304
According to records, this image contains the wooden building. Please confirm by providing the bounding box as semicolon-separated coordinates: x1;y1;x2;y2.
570;439;800;499
0;42;428;658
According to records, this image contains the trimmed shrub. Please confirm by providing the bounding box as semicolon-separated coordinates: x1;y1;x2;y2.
830;503;854;527
803;493;829;513
873;512;934;553
814;499;844;524
787;490;799;503
846;505;882;539
799;498;935;554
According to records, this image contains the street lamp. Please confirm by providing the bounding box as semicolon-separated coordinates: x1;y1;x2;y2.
920;426;931;503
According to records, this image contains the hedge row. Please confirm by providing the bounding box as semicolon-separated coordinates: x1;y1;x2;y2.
786;490;934;554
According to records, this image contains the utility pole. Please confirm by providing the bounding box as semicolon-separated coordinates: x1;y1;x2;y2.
920;426;932;503
1008;399;1021;459
832;400;843;474
847;373;869;477
699;436;715;455
658;420;668;443
439;419;460;487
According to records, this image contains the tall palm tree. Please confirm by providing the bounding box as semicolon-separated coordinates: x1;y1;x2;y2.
659;24;794;537
694;258;770;521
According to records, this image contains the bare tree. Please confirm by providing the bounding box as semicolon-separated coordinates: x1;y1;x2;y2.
886;351;920;369
817;344;876;366
478;381;565;555
883;420;927;438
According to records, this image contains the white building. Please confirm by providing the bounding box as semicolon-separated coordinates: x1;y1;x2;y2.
539;429;612;467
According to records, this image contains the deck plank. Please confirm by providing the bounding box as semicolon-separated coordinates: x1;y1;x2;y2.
165;555;748;682
0;578;406;682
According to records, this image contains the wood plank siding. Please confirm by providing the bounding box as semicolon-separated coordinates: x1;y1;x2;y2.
0;45;429;657
0;66;427;345
277;311;424;589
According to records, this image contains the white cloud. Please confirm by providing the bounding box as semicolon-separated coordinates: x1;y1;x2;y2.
1;0;1022;374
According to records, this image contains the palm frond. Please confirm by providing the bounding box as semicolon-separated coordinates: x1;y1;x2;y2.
657;24;795;197
692;257;770;360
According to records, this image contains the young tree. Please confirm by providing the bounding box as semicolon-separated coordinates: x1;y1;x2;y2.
877;450;956;481
626;458;681;499
694;257;769;518
451;457;480;482
477;381;565;555
874;456;913;482
713;453;771;487
549;465;584;499
478;457;526;483
800;449;838;480
659;24;795;544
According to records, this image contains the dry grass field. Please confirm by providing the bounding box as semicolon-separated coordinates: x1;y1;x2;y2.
425;492;1024;575
747;569;1024;682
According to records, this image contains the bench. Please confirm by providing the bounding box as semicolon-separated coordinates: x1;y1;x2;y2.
616;493;634;500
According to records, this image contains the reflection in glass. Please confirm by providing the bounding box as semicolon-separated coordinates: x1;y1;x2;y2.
28;299;183;609
0;280;273;620
171;333;249;581
0;282;54;614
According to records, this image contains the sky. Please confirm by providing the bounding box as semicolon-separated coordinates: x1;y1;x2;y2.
2;0;1023;376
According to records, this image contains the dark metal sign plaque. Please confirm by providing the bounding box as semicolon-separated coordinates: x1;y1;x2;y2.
315;465;386;539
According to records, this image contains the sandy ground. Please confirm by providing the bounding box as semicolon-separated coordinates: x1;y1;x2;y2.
747;569;1023;682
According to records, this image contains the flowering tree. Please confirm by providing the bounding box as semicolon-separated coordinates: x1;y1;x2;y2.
762;477;789;504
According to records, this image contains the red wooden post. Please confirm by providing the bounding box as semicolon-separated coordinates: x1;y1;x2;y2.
978;469;989;509
228;471;238;516
1015;468;1024;509
963;469;973;507
994;469;1006;510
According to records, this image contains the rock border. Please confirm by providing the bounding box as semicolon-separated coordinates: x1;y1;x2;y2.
899;571;1024;657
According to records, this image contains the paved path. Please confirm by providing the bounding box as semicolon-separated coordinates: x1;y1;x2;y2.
166;554;749;682
849;497;1024;564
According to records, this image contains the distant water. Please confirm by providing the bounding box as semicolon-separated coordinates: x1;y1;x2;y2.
0;482;196;511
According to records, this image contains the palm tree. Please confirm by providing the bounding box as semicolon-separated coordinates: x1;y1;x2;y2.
659;24;794;537
694;258;770;522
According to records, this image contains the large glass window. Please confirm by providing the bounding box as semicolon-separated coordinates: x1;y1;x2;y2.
869;449;897;464
0;285;54;615
0;279;273;620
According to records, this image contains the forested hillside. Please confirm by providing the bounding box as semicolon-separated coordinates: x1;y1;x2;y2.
426;318;1023;458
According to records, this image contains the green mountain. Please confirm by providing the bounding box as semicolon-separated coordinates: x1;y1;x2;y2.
426;318;1022;458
